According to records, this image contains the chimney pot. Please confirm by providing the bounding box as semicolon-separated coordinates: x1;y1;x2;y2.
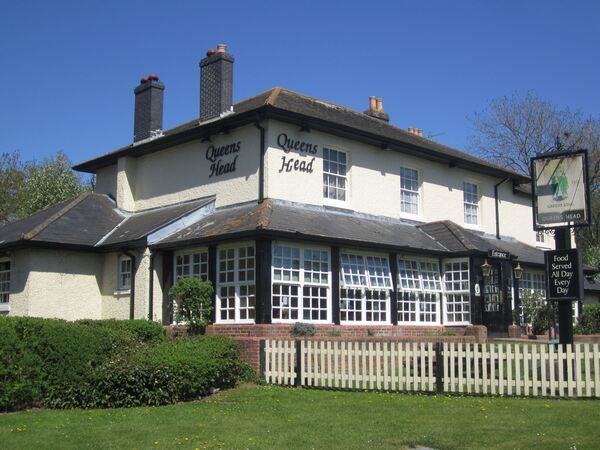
376;98;383;112
369;96;377;111
217;44;227;53
206;49;216;57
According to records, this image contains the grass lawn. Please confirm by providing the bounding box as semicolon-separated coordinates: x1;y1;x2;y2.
1;384;598;450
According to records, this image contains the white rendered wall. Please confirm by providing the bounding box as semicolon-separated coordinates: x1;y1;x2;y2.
9;248;104;320
265;120;543;247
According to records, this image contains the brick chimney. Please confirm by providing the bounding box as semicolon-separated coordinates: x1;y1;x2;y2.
364;96;389;122
407;127;424;137
133;74;165;142
200;44;234;121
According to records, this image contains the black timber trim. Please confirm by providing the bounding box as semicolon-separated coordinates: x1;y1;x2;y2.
162;250;174;325
148;251;155;320
331;246;340;325
255;238;272;324
208;245;217;324
389;252;398;325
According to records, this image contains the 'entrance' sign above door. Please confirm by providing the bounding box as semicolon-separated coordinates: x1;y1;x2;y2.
488;249;510;260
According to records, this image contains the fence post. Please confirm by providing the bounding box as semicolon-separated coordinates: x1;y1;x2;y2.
435;342;444;395
259;339;266;379
295;340;302;386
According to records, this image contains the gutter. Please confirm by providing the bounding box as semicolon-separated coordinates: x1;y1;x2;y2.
254;120;266;203
494;178;510;239
122;250;136;320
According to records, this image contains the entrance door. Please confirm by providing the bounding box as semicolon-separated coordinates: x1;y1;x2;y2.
483;265;509;334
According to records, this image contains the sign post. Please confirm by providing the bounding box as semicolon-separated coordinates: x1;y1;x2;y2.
531;149;590;345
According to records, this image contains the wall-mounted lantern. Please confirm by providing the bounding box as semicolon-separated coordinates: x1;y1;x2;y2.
513;262;523;280
481;259;492;277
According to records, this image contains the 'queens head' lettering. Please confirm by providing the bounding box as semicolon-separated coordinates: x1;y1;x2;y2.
205;141;241;163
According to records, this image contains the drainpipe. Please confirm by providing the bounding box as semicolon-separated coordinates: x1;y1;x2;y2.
254;120;266;203
148;251;155;321
122;250;136;320
494;178;510;239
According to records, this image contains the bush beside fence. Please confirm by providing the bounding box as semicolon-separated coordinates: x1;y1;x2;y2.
0;317;245;412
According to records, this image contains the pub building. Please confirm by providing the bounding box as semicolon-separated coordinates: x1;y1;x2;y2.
1;44;598;337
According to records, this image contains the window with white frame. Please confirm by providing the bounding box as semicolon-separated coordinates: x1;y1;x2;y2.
397;258;442;324
272;244;330;322
400;167;419;215
323;148;347;202
217;244;255;322
340;252;392;323
463;182;479;226
175;249;208;280
0;259;10;308
520;271;546;296
117;256;132;291
443;259;471;323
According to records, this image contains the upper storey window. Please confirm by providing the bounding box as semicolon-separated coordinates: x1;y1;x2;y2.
400;167;419;215
463;182;479;226
323;148;347;202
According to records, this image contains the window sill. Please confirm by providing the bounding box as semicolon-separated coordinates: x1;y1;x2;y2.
323;198;350;209
399;212;423;222
462;223;481;231
0;303;10;312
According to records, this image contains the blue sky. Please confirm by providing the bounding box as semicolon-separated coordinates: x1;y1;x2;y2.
1;0;598;167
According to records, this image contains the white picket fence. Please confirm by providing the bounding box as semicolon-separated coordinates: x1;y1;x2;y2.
262;339;600;398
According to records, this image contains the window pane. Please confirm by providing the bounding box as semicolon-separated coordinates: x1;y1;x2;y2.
400;167;419;214
323;148;347;201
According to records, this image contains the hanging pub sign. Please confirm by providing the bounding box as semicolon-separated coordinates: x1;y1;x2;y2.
544;248;583;301
531;150;590;230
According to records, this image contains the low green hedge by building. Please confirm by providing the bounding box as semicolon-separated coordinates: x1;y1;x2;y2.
0;317;244;412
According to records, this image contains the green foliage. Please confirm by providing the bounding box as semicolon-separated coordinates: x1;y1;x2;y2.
519;290;546;325
0;317;245;411
169;277;214;334
291;322;316;337
76;319;166;343
0;151;25;224
55;336;244;409
0;320;42;412
574;304;600;335
532;303;556;335
18;151;91;217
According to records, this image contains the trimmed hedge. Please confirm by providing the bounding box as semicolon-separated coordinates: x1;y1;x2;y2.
0;317;245;411
575;304;600;335
76;319;166;343
49;336;245;409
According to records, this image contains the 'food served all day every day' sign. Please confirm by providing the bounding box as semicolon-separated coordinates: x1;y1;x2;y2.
544;249;583;301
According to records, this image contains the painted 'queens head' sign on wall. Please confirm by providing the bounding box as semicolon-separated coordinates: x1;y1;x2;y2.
276;133;316;173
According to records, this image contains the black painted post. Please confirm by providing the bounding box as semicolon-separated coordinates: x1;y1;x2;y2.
208;245;217;324
162;250;174;325
389;253;398;325
554;228;574;345
255;239;272;324
435;342;444;394
331;246;340;325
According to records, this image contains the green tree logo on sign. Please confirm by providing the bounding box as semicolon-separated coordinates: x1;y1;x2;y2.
551;168;569;201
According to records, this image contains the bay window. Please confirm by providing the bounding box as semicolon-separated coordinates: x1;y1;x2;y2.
0;259;10;312
217;244;255;323
443;259;471;324
340;252;392;323
175;249;208;280
272;244;330;322
397;257;442;324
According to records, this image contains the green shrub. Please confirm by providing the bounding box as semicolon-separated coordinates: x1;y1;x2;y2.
575;304;600;334
169;277;214;334
0;320;43;411
532;303;556;335
291;322;316;337
55;336;244;409
76;319;165;343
